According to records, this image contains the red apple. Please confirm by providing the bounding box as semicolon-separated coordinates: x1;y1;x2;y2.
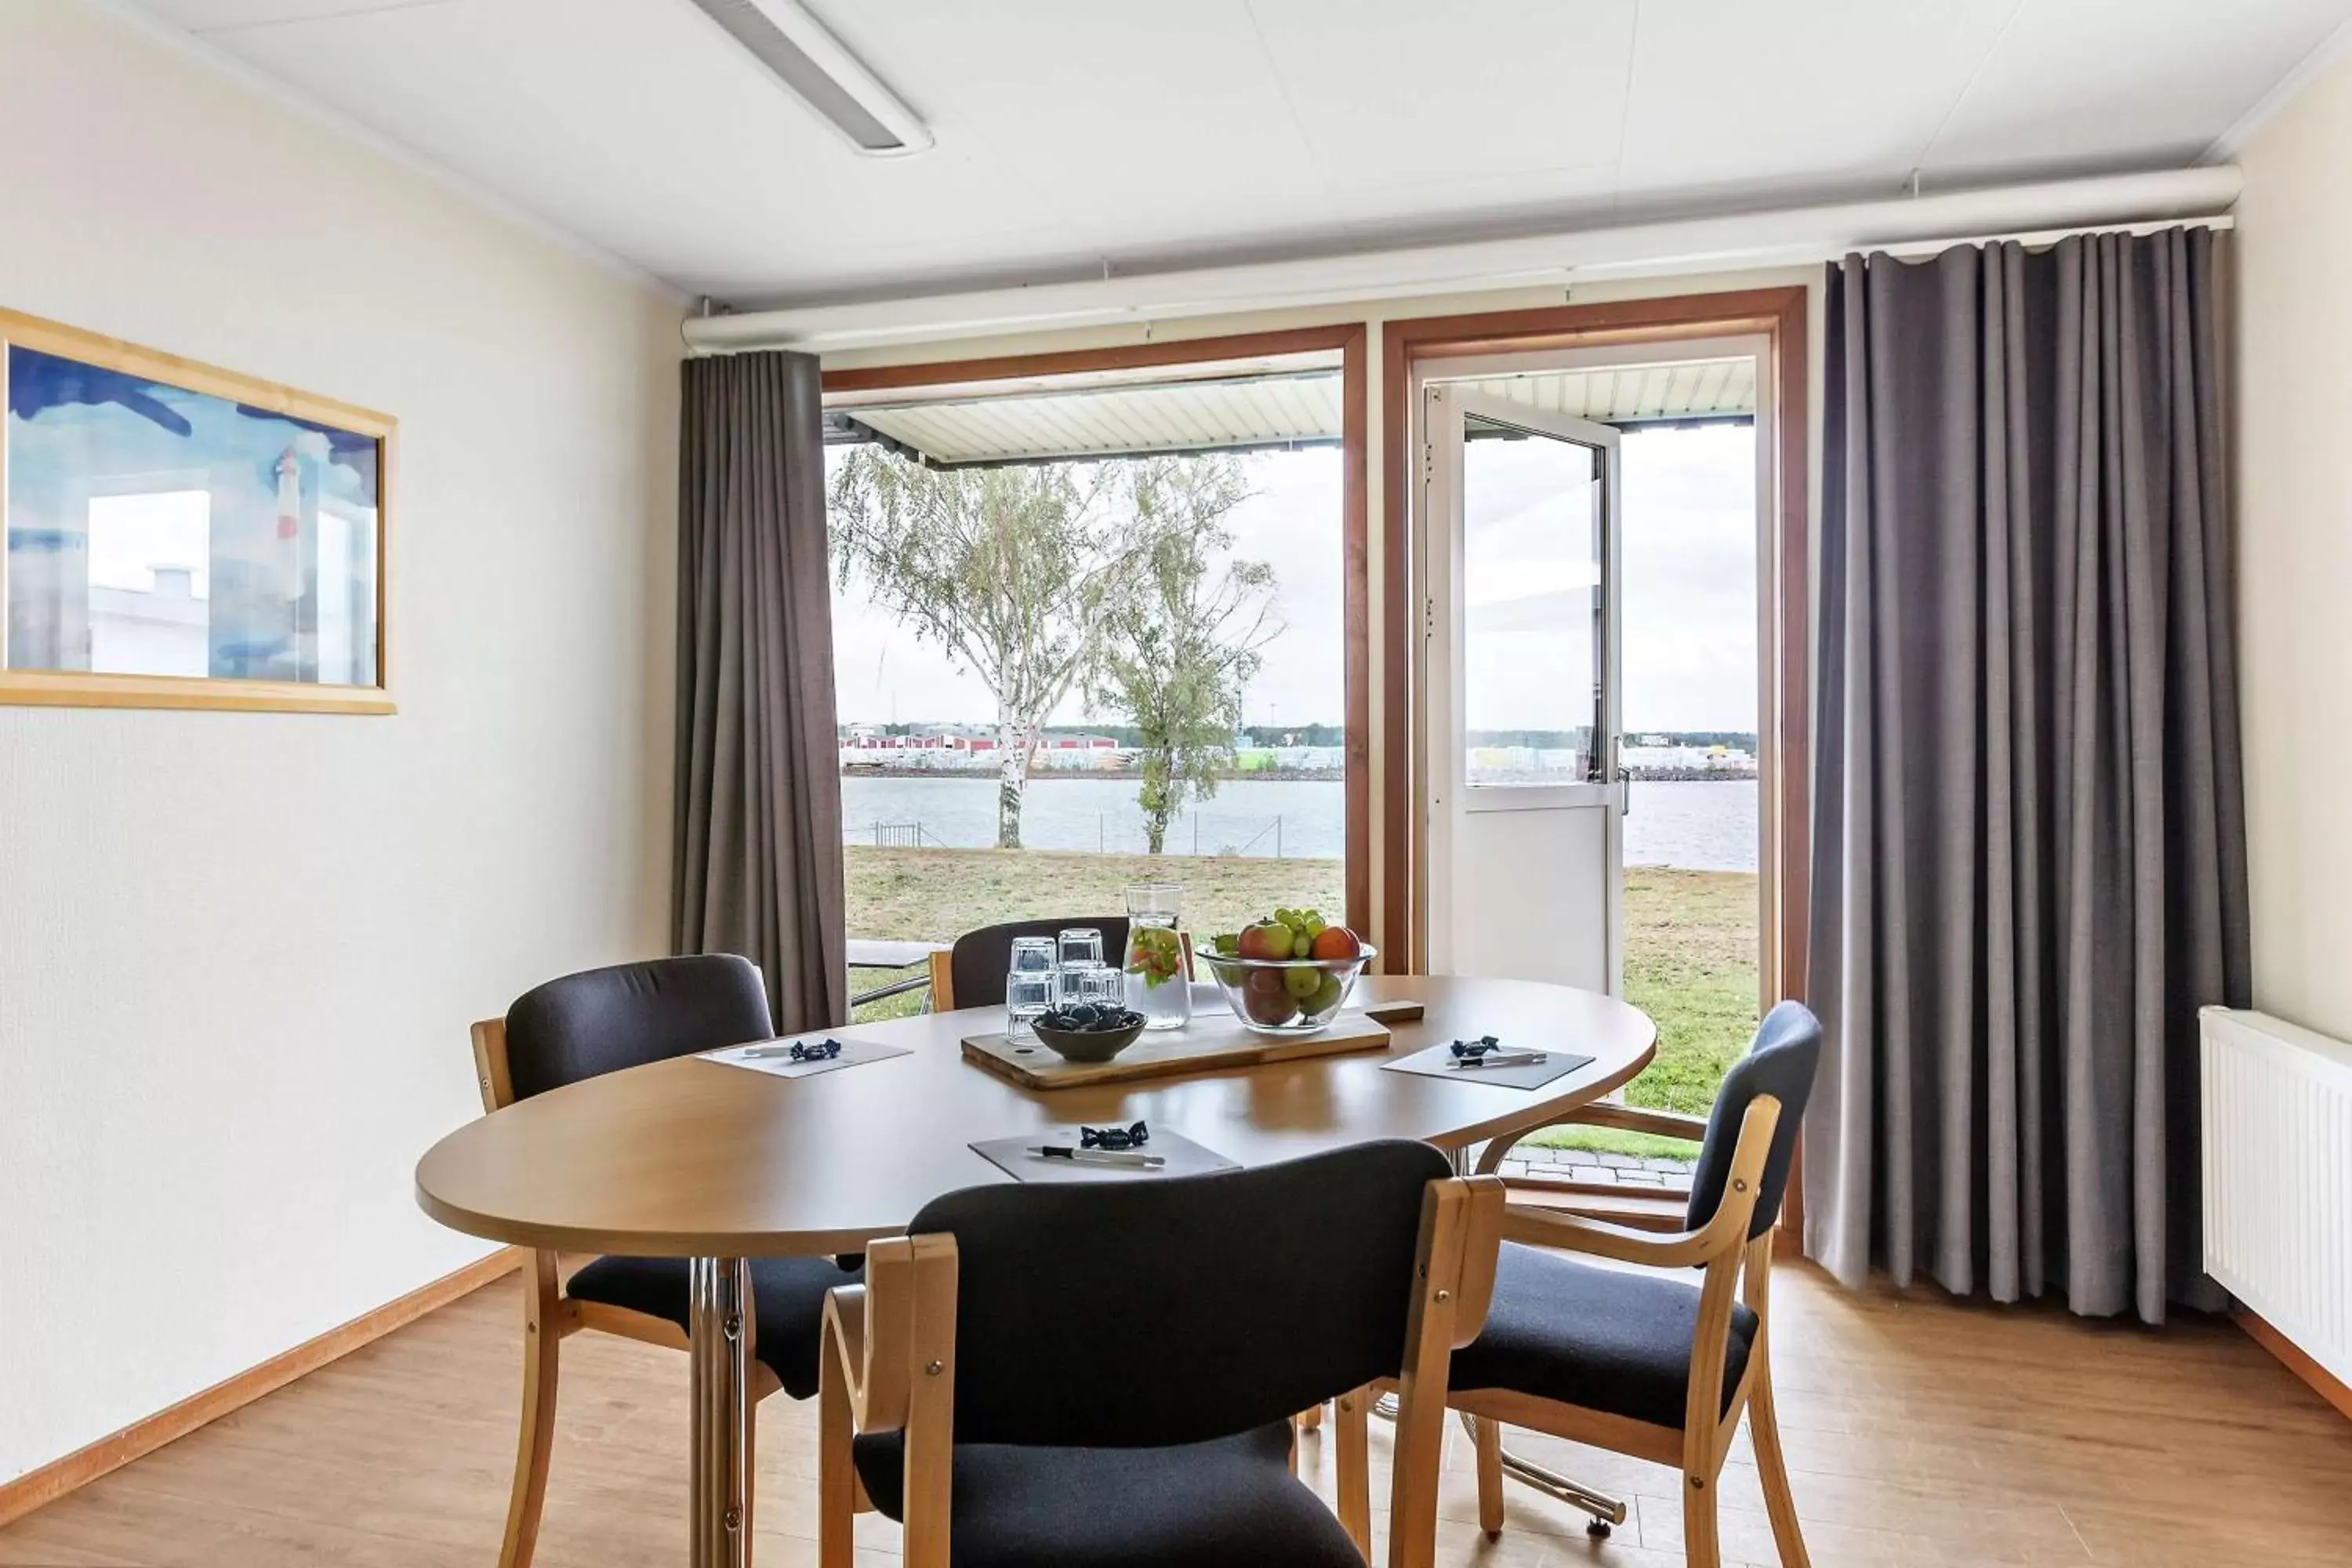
1237;921;1295;962
1310;925;1363;962
1242;968;1299;1025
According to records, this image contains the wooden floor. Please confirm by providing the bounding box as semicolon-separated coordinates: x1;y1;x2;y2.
5;1262;2350;1567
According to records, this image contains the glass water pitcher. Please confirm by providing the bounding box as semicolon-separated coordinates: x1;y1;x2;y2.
1123;882;1192;1031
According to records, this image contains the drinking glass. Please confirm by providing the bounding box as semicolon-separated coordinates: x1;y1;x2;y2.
1065;962;1124;1012
1058;927;1105;971
1005;971;1057;1039
1006;936;1058;1038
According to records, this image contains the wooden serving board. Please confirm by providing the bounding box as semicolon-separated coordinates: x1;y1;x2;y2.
962;1011;1393;1091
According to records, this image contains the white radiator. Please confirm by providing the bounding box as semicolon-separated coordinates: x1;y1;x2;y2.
2201;1006;2352;1385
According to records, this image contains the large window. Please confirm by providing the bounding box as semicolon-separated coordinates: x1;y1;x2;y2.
822;363;1354;1018
1616;422;1761;1122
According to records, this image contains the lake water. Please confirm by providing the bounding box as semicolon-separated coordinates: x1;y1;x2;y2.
842;775;1758;873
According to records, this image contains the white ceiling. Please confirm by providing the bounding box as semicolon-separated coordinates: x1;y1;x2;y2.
136;0;2352;307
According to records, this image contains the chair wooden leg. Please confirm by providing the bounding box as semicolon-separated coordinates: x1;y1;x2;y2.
900;1240;957;1568
1472;1414;1503;1539
1747;1367;1811;1567
498;1258;562;1568
1334;1386;1371;1559
1297;1400;1325;1431
1388;1385;1449;1568
1682;1468;1722;1568
818;1342;855;1568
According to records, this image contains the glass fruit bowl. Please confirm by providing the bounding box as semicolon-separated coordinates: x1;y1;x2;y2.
1194;943;1377;1036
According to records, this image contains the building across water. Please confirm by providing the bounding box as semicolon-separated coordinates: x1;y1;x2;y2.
841;724;1123;771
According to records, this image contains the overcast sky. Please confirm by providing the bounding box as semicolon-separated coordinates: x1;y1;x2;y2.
826;423;1756;734
1620;423;1759;732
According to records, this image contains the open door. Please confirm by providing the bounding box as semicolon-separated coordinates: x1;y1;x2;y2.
1424;387;1622;993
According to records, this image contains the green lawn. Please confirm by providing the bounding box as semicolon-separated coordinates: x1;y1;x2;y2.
844;847;1759;1144
846;845;1345;955
846;846;1343;1025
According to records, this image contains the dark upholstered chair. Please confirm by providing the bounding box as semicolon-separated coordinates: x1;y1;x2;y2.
470;954;861;1568
816;1142;1505;1568
1420;1001;1824;1568
927;916;1131;1011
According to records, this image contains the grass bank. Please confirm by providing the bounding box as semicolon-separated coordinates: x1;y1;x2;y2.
847;845;1345;954
845;847;1757;1139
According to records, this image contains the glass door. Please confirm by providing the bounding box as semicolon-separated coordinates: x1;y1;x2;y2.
1424;386;1623;992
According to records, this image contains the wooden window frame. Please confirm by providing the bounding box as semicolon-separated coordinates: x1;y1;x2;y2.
1381;290;1812;1245
0;307;397;716
820;325;1374;938
1378;289;1810;1011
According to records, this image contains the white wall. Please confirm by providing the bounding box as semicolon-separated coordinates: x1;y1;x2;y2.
0;2;682;1479
2234;47;2352;1046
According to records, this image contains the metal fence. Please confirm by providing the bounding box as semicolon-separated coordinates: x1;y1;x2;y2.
868;821;961;849
864;814;1305;858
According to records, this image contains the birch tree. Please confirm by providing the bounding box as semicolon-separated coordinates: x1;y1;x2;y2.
829;448;1145;849
1091;456;1280;854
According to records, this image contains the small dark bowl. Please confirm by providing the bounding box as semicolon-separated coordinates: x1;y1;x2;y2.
1030;1013;1148;1064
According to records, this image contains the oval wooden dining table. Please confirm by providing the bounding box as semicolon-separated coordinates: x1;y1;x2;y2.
415;973;1654;1568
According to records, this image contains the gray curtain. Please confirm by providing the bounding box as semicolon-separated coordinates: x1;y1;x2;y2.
674;350;848;1032
1806;227;2249;1324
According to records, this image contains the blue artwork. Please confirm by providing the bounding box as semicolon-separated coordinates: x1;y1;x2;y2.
5;343;383;686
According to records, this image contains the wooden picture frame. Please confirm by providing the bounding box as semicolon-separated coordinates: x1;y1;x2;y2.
0;307;395;714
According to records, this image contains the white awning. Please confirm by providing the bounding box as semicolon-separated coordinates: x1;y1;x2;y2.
837;370;1342;467
827;354;1753;468
1455;358;1757;423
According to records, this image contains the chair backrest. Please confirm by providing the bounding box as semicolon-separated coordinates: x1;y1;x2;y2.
501;954;772;1102
907;1139;1452;1448
947;916;1129;1011
1684;1000;1823;1239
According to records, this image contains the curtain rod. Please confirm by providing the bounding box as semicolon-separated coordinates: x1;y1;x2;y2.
685;167;2239;355
1846;214;2235;263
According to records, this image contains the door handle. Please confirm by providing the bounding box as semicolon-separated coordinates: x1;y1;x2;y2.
1614;765;1632;816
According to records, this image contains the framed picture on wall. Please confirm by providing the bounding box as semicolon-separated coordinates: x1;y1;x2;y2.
0;308;394;713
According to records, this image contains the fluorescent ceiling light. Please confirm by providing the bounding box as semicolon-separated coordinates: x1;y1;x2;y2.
684;0;933;156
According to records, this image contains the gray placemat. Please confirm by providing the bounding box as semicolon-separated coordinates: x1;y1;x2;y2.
970;1127;1240;1184
699;1035;911;1080
1381;1040;1595;1091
